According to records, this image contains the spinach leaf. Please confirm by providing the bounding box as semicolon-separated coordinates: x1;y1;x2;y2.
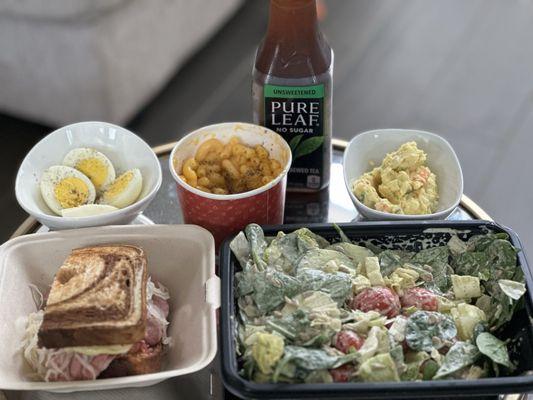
236;270;255;297
412;246;449;265
297;249;356;273
483;279;525;331
379;249;414;276
296;268;352;305
476;332;513;369
409;246;451;291
266;309;335;346
453;237;518;285
488;239;518;271
251;270;301;314
245;224;268;270
272;346;356;382
467;233;509;252
433;342;480;380
405;311;457;352
427;260;452;292
389;343;406;376
452;252;490;278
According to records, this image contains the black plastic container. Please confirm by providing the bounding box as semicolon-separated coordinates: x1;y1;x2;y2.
220;220;533;399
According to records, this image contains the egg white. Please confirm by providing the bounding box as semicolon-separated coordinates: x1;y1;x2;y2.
99;168;143;209
40;166;96;215
61;204;118;218
63;148;116;193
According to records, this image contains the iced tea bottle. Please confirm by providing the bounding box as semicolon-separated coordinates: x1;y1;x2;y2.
253;0;333;192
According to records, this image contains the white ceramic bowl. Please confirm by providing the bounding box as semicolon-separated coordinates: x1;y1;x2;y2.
15;121;162;230
0;224;218;392
343;129;463;220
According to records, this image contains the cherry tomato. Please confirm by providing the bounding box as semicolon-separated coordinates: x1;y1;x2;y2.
400;287;438;311
351;287;401;318
335;330;365;353
330;364;355;382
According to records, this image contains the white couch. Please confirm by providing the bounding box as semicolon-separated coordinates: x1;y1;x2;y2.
0;0;243;126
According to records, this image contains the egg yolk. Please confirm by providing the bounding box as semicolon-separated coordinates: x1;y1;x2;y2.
104;171;133;199
54;177;89;208
76;158;108;190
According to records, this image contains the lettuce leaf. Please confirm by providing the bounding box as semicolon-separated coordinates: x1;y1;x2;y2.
498;279;526;300
327;242;374;266
358;353;400;382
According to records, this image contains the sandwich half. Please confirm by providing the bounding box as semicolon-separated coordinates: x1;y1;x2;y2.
21;245;171;381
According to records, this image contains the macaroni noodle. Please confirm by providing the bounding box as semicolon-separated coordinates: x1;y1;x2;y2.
177;136;283;194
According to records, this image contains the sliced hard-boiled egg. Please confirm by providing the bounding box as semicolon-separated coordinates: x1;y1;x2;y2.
40;166;96;215
61;204;118;218
63;148;115;193
99;168;143;209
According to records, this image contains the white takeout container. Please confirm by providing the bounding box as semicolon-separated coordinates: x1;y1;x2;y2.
343;129;464;220
0;224;219;392
15;121;162;230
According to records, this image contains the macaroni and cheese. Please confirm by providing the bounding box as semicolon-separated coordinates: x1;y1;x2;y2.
177;136;283;194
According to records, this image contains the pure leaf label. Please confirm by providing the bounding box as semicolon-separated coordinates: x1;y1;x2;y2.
294;137;324;159
289;134;304;151
476;332;513;368
263;83;326;190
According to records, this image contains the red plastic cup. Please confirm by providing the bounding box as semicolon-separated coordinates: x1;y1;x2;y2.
169;122;291;247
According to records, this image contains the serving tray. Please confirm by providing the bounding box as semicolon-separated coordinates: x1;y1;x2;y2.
5;140;509;400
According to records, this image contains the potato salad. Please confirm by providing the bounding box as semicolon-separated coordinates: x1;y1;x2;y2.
351;142;438;215
230;224;524;384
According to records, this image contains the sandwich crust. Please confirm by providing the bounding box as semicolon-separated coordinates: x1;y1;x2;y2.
38;245;147;348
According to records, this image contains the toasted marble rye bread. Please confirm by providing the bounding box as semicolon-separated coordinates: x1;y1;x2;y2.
38;245;148;348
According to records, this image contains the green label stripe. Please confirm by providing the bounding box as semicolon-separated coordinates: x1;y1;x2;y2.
264;84;324;98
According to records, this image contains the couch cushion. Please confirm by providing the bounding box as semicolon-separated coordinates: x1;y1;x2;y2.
0;0;130;22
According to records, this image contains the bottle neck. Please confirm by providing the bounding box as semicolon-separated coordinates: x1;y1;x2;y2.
266;0;319;44
256;0;331;78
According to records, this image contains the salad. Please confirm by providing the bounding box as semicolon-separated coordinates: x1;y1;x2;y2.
230;224;526;384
